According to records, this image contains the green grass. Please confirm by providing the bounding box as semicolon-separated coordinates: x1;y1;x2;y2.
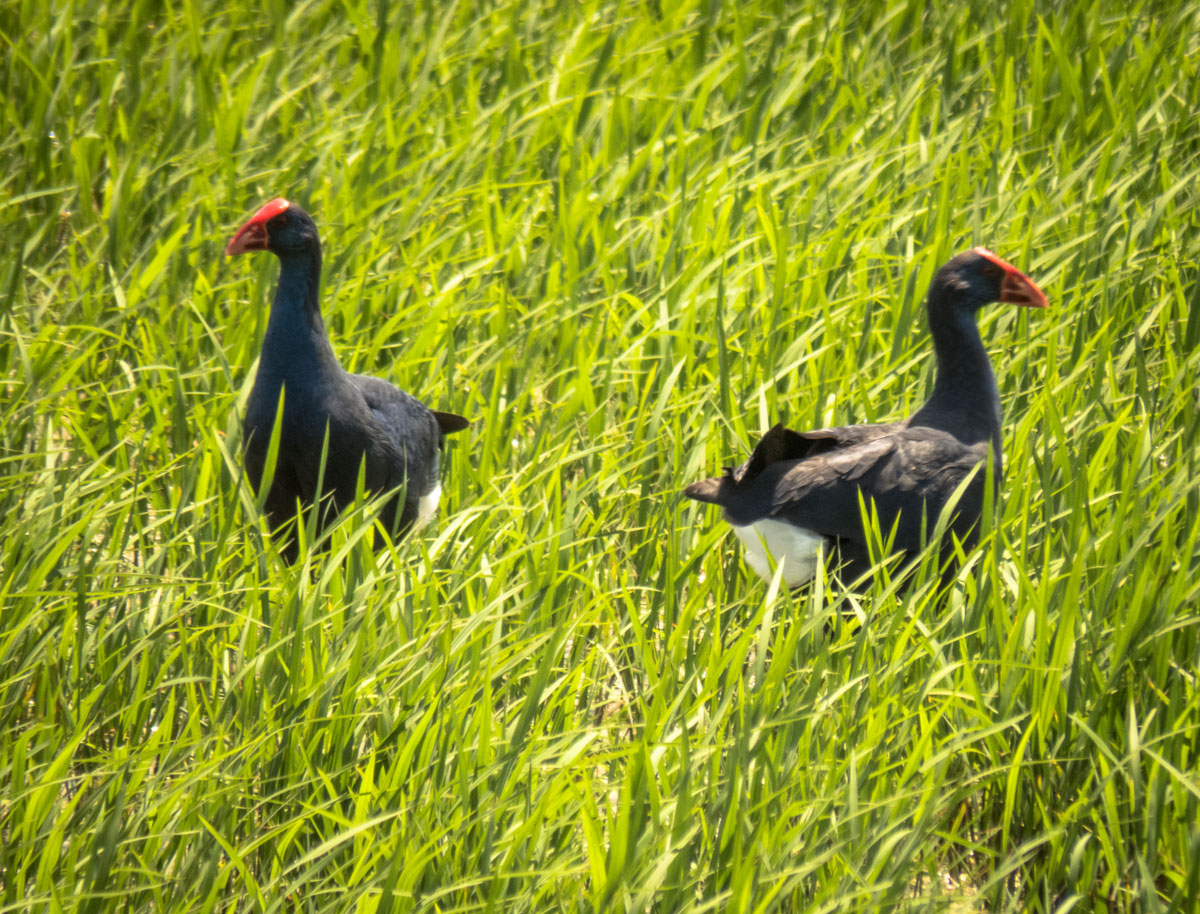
3;0;1199;910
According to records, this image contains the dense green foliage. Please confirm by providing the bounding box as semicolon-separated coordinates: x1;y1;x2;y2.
3;0;1198;910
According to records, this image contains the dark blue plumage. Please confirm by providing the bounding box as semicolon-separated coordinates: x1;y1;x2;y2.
686;248;1047;587
227;198;468;558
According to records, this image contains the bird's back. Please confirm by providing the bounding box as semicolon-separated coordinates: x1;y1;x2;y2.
687;419;992;555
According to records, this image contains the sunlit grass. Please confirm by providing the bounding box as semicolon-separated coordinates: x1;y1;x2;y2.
2;1;1198;911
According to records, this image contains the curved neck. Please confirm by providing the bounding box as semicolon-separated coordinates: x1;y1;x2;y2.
911;298;1001;452
259;245;340;381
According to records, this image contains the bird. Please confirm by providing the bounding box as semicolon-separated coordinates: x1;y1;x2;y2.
225;197;469;558
685;247;1047;588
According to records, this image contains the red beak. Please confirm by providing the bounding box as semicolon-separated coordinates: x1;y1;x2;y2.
974;246;1048;308
225;198;291;256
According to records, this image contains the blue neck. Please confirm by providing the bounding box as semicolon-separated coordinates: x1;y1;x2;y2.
911;299;1002;456
258;247;340;386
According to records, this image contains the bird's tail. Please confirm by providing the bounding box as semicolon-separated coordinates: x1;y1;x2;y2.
683;472;735;505
433;411;471;434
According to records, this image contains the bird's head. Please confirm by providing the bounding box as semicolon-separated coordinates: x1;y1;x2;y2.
933;247;1048;313
225;198;319;258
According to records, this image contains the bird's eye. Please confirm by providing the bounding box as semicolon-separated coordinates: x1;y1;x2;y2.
979;261;1002;279
268;213;289;230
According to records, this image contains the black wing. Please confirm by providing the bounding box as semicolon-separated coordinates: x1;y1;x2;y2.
349;374;442;500
688;423;990;553
730;421;903;484
685;420;899;506
752;429;989;551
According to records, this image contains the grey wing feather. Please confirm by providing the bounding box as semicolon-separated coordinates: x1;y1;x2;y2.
686;420;904;511
731;421;903;484
349;374;441;498
755;428;989;550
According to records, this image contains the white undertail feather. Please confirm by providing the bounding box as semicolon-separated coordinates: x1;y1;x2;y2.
732;519;825;588
416;484;441;526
